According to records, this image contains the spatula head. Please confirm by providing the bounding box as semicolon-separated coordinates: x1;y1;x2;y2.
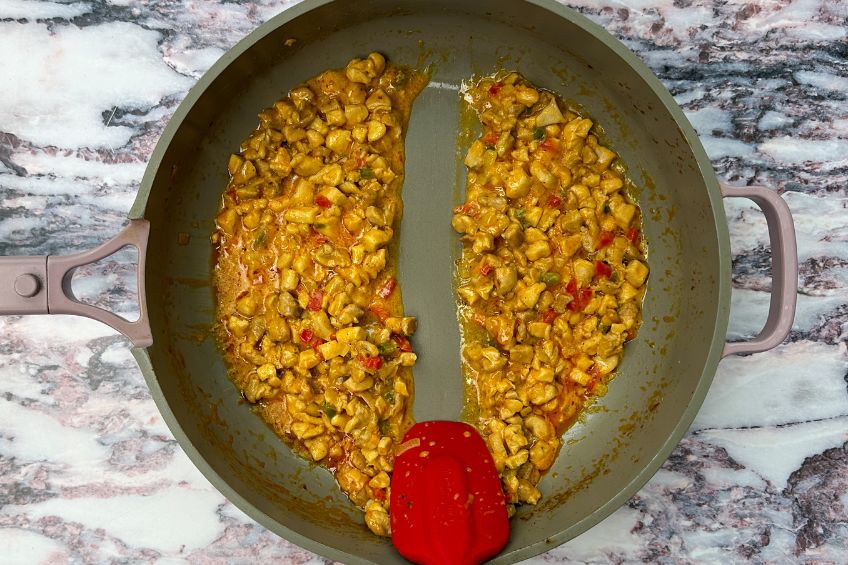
390;421;510;565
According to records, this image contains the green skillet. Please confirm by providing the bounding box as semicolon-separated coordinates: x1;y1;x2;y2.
0;0;797;562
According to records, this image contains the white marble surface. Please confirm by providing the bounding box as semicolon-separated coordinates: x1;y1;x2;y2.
1;0;847;563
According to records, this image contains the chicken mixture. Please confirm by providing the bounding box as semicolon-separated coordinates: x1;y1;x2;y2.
453;72;648;512
213;57;648;535
212;53;426;536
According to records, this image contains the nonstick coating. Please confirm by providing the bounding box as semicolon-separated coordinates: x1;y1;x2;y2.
130;0;730;562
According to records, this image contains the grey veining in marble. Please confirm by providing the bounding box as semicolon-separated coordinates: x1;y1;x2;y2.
1;1;847;563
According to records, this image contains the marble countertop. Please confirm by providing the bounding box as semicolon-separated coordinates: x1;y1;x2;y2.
1;0;847;563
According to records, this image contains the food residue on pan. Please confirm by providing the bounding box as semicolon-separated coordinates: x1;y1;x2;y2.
212;53;426;536
452;72;647;514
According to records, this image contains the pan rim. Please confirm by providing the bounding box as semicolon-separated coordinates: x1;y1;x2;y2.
131;0;731;562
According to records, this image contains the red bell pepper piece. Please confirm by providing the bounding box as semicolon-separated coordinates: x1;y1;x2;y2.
377;277;397;299
627;227;640;244
547;194;562;208
540;137;560;152
567;288;593;311
307;291;323;312
563;277;594;312
391;421;509;565
595;260;612;279
369;304;390;323
598;230;615;248
392;334;413;352
315;195;332;208
360;355;383;371
299;329;314;344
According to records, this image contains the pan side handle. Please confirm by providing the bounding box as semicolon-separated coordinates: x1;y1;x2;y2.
0;220;153;348
720;185;798;357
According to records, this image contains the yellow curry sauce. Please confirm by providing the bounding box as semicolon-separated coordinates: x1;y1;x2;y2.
453;73;648;513
212;54;426;536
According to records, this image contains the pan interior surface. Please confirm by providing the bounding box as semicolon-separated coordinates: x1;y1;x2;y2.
135;1;728;563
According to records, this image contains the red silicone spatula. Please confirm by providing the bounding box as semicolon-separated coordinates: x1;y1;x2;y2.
390;421;510;565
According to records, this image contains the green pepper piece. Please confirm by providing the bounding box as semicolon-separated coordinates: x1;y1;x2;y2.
253;226;266;249
378;341;398;356
540;272;561;285
515;208;529;229
321;402;337;419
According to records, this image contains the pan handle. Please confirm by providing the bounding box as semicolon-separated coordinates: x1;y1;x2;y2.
0;219;153;348
720;185;797;357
